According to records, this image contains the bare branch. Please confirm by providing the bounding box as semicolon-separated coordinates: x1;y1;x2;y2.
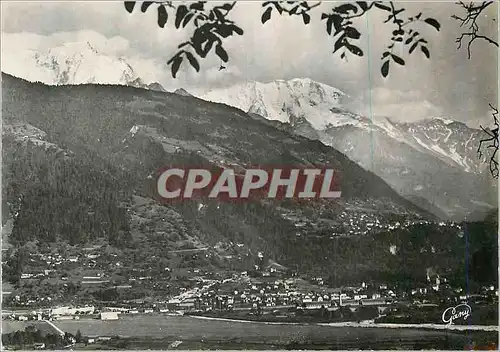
478;105;499;179
452;1;498;58
308;1;322;10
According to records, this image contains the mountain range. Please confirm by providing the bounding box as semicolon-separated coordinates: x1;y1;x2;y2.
200;80;497;220
1;40;496;221
2;71;439;272
3;66;499;291
1;40;167;92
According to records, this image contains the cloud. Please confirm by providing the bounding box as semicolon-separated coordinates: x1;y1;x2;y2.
2;30;131;55
1;29;168;86
1;1;497;126
347;87;443;122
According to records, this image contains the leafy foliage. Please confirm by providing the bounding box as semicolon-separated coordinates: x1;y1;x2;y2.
124;1;244;77
2;327;76;349
261;1;321;25
317;1;438;77
123;1;440;79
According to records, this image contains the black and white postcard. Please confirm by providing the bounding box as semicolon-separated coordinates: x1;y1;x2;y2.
1;1;498;350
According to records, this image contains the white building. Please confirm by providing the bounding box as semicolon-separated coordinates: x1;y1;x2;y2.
100;312;119;320
50;305;95;316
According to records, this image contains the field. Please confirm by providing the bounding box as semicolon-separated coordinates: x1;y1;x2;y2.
3;315;498;350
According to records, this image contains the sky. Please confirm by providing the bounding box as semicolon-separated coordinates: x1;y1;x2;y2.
1;0;498;126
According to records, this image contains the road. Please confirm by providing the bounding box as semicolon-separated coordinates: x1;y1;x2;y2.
42;319;65;336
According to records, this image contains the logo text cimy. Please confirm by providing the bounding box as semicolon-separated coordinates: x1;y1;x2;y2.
441;304;472;325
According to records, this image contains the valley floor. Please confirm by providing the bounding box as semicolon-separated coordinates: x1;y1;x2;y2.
2;315;498;350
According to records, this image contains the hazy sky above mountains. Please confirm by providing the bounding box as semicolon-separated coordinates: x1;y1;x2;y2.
1;1;498;126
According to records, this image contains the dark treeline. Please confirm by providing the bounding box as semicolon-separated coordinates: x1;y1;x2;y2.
2;326;78;349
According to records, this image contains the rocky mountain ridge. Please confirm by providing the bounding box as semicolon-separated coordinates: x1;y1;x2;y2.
200;80;497;220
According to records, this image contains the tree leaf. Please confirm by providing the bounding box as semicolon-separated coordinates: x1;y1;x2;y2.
345;43;363;56
345;26;361;40
302;12;310;25
175;5;189;28
261;6;272;24
272;2;283;14
182;13;194;27
157;5;168;28
191;29;204;53
405;37;413;45
381;60;390;77
200;38;214;57
231;25;244;35
220;3;233;11
333;38;344;53
213;8;224;22
382;51;390;58
424;18;440;31
141;1;153;13
185;52;200;72
321;13;328;20
332;15;343;35
357;1;368;11
289;5;299;15
334;3;358;14
217;24;232;38
300;1;310;10
421;45;430;58
215;44;229;62
124;1;136;13
168;56;183;78
333;39;344;53
190;2;205;11
391;54;405;65
409;42;419;54
374;2;391;11
326;17;333;34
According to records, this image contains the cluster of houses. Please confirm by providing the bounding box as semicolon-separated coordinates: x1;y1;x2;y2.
279;204;436;237
5;273;498;324
161;270;498;316
161;276;399;314
5;306;119;322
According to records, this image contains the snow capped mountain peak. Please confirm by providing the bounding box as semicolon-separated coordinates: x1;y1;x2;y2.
201;78;346;130
199;77;487;181
3;40;140;86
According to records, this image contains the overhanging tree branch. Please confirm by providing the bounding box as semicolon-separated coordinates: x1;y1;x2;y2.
124;1;440;79
452;1;498;58
478;105;499;179
452;2;499;179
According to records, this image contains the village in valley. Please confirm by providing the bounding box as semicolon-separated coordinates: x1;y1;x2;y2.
4;244;498;329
